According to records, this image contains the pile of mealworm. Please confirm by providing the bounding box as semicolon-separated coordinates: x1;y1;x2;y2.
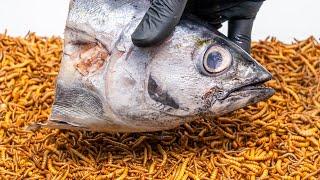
0;32;319;180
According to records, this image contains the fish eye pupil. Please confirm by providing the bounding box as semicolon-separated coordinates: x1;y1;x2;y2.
207;51;223;69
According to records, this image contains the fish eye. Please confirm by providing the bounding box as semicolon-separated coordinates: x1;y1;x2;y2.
203;46;232;74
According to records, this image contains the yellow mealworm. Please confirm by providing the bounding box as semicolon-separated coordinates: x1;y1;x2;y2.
187;171;200;180
218;157;241;167
217;127;235;139
131;136;147;149
68;147;92;164
293;124;317;137
157;144;167;167
41;150;50;170
175;158;190;180
229;165;247;174
284;86;301;102
210;168;218;180
275;159;285;175
242;163;260;173
115;167;128;180
249;103;268;120
48;158;58;175
244;151;273;161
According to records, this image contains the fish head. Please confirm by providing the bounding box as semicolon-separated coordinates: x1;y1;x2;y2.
146;22;275;117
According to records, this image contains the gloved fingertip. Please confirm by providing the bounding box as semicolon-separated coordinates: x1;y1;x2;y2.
131;0;188;47
131;30;163;47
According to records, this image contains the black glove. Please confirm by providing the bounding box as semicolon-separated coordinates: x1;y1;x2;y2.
131;0;264;53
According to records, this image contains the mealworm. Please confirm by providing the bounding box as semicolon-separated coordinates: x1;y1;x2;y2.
242;163;260;174
244;151;273;161
48;158;58;175
187;171;200;180
68;147;92;164
218;157;241;167
41;150;50;170
229;165;247;174
217;127;235;139
284;86;301;102
209;168;218;180
157;144;167;167
249;103;268;120
276;159;285;175
132;136;147;149
175;158;190;180
293;124;317;137
115;167;128;180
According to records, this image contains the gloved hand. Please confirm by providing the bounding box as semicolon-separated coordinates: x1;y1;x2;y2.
131;0;264;53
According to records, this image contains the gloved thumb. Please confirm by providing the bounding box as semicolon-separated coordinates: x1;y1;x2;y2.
131;0;188;47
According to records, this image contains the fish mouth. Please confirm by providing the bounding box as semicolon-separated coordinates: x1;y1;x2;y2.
210;83;274;116
229;78;274;96
225;82;275;104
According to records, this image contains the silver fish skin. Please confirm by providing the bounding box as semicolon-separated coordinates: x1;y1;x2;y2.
40;0;274;132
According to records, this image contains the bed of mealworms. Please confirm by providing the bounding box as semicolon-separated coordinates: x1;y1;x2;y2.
0;32;319;180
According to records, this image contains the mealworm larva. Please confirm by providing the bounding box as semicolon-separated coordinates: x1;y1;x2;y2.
132;136;147;149
103;137;130;150
175;158;190;180
48;158;58;175
222;152;244;162
183;123;195;134
249;102;268;120
307;136;319;147
115;167;128;180
303;163;317;171
282;135;306;141
187;171;200;180
200;149;207;160
270;95;285;102
276;159;285;175
242;163;260;173
169;151;182;160
143;146;147;167
284;86;300;102
298;54;318;78
229;165;247;174
299;166;312;173
145;143;152;160
41;150;50;170
292;141;310;148
244;151;273;161
60;165;70;180
0;148;6;160
157;144;167;167
218;157;241;167
180;173;189;180
217;127;235;139
210;168;218;180
68;147;92;164
149;160;156;174
293;124;317;137
259;169;268;179
198;128;207;137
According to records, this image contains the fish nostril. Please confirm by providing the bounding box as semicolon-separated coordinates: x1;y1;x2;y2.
216;91;227;100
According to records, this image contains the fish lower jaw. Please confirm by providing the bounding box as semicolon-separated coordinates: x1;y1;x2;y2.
236;83;265;91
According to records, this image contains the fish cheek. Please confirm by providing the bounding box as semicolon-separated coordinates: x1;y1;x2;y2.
147;76;179;109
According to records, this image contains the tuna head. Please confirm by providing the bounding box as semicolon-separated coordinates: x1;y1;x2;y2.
40;0;274;133
143;21;275;121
